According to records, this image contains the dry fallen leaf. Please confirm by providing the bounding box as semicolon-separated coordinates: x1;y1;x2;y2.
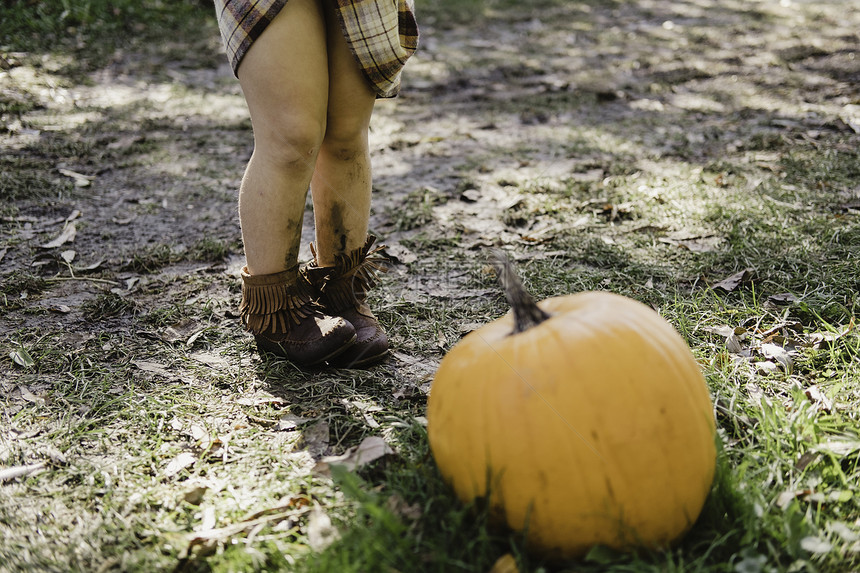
754;361;781;375
15;385;45;405
191;352;230;369
803;385;833;413
384;243;417;264
277;413;313;431
40;221;77;249
711;268;755;292
58;168;95;187
190;424;210;445
164;451;197;477
806;318;855;349
134;360;173;377
160;319;202;344
659;235;723;253
0;462;47;482
183;485;208;505
726;331;747;355
794;451;818;472
307;505;340;551
384;493;422;521
299;421;330;458
488;553;520;573
10;347;35;368
760;343;793;372
313;436;393;476
766;293;798;306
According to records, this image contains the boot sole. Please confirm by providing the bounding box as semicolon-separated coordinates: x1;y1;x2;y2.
329;348;390;369
256;333;357;368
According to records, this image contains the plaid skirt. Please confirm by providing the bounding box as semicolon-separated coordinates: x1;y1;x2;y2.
214;0;419;98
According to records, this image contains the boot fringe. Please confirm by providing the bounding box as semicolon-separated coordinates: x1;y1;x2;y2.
306;235;388;313
239;267;316;334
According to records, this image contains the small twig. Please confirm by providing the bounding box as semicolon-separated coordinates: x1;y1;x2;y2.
46;276;119;286
0;462;47;482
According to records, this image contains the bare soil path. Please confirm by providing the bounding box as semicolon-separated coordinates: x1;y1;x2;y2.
1;0;858;570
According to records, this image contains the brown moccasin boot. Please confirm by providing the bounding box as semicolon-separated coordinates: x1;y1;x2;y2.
304;235;389;368
239;266;356;367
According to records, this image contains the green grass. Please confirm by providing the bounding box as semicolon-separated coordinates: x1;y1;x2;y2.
0;0;214;74
1;0;859;571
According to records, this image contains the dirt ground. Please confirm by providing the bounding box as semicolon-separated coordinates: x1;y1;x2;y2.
2;0;858;340
1;0;859;569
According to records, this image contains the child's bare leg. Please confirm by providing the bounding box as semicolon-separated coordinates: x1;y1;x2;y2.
237;0;329;275
304;3;388;367
310;2;377;267
234;0;357;366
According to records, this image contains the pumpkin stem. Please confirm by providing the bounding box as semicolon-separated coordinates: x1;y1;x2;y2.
491;251;550;334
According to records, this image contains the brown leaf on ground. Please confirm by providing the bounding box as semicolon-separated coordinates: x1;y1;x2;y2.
159;319;203;344
805;317;855;349
760;343;793;373
307;505;340;551
39;221;77;249
164;451;197;478
58;168;95;187
488;553;520;573
711;268;756;292
384;493;422;521
659;234;723;253
133;360;172;377
804;385;833;413
313;436;394;476
766;293;798;306
298;421;330;459
0;462;47;482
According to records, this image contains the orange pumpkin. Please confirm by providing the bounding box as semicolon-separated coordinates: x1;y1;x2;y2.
426;255;716;559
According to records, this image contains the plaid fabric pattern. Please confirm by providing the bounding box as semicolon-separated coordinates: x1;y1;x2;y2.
214;0;419;98
333;0;419;97
215;0;288;75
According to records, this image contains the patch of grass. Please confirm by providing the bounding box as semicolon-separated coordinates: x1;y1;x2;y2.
121;238;237;274
0;89;41;116
2;0;859;571
419;0;608;25
121;243;177;273
0;271;48;298
300;460;510;573
0;154;76;201
0;271;48;314
0;134;101;201
188;237;235;262
780;147;860;199
384;187;445;232
0;0;214;75
138;303;195;329
81;291;136;321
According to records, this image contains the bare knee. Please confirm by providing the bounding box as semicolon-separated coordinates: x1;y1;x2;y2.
253;112;326;170
321;119;369;162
